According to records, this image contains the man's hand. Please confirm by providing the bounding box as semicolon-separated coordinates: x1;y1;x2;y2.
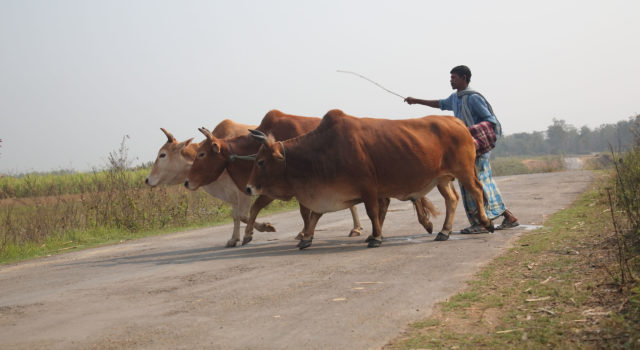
404;97;417;105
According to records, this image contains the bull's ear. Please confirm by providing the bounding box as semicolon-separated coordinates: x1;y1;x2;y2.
249;129;268;145
179;138;194;149
161;128;176;143
211;141;221;154
273;150;285;161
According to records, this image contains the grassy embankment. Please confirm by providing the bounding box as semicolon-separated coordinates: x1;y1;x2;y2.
0;166;297;264
0;154;574;265
386;150;639;349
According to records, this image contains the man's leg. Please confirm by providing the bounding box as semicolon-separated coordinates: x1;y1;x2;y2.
459;153;516;231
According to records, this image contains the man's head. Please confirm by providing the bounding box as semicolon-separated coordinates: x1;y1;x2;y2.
450;65;471;90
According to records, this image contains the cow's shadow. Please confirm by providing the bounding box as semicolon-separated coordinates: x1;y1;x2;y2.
62;231;491;267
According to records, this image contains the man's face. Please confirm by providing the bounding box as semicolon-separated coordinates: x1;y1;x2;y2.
450;73;466;90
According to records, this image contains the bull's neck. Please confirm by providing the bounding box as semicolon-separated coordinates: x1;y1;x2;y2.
279;138;307;181
225;135;260;191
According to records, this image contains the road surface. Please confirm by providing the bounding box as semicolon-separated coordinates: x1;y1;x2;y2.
0;171;593;350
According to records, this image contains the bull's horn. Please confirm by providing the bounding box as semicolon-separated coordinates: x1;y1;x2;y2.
160;128;176;143
248;129;268;145
198;127;214;142
249;129;266;137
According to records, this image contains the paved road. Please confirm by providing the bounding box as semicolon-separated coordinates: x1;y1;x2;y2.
0;171;593;350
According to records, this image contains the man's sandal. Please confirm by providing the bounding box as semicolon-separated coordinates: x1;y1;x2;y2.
460;225;489;234
496;220;519;230
496;209;519;230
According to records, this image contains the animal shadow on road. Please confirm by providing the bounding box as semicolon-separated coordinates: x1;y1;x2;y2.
64;232;491;267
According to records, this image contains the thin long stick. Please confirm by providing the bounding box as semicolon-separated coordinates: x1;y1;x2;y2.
336;70;405;100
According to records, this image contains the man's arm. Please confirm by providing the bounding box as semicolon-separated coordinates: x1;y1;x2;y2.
404;97;440;109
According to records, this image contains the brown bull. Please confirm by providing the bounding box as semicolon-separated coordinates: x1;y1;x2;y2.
246;109;493;249
185;109;437;245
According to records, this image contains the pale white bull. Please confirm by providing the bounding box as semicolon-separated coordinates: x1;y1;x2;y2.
146;121;275;247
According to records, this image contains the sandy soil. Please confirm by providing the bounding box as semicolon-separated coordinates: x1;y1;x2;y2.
0;171;593;350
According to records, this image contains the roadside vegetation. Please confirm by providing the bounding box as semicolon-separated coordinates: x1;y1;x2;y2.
0;137;297;264
387;128;640;349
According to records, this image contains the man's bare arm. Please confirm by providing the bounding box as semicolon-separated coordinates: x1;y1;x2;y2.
404;97;439;109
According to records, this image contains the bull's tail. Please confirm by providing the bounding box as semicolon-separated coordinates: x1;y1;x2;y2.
412;196;439;234
420;197;440;218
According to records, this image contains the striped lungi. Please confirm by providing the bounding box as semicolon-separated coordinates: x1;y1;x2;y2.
459;152;506;225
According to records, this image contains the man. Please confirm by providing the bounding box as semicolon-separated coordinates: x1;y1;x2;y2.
404;65;518;233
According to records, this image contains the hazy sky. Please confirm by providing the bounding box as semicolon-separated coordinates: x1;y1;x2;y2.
1;0;639;174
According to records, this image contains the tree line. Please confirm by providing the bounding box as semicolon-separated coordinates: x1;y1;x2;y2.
492;115;640;157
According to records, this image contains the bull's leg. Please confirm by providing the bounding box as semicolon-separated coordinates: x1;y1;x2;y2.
458;172;493;232
378;198;391;227
226;201;242;247
242;195;275;245
297;211;323;250
240;217;276;232
365;198;390;244
348;206;364;237
237;193;275;233
294;205;311;240
434;178;458;241
362;195;383;248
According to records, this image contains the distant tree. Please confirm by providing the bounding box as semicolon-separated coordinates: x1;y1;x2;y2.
577;126;593;153
493;116;637;157
632;115;640;147
546;119;574;154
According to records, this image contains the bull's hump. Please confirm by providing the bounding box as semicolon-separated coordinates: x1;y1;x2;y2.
319;109;347;127
257;109;285;131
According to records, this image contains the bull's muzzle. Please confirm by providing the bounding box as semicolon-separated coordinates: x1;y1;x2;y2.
246;185;260;196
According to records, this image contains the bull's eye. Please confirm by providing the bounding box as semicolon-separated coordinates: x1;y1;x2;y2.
159;153;166;158
198;152;206;158
257;159;265;168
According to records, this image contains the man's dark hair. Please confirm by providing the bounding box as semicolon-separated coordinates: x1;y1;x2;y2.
450;65;472;83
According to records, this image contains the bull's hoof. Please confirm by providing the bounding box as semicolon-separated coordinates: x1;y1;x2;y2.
367;239;382;248
486;223;495;233
226;239;239;248
255;222;276;232
349;227;363;237
297;239;313;250
294;232;304;240
241;236;253;245
434;232;449;241
425;221;434;234
365;235;384;243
